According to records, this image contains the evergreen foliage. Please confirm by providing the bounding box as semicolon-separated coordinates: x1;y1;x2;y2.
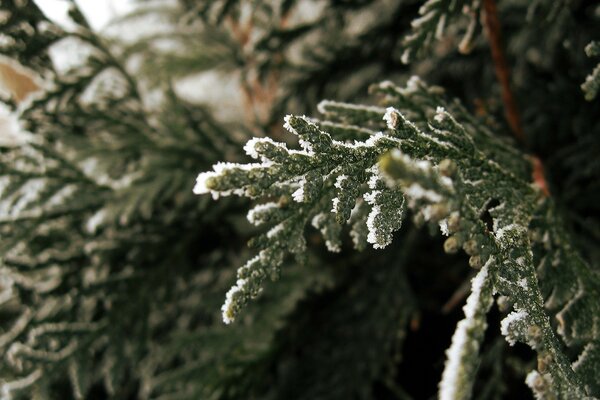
0;0;599;399
582;41;600;101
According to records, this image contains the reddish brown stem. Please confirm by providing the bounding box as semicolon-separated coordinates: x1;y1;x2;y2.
482;0;550;196
482;0;524;142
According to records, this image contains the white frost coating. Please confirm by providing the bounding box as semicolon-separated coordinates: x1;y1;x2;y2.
311;214;341;253
316;101;330;115
350;226;363;249
463;258;492;318
292;178;306;203
365;205;389;249
411;10;436;28
331;197;340;213
415;159;432;171
79;68;128;106
439;176;453;188
310;213;325;230
292;186;304;202
79;157;99;177
283;114;314;154
463;179;484;186
0;176;10;197
86;208;107;234
501;310;528;345
266;223;284;239
367;169;380;190
378;80;394;89
283;114;300;134
317;100;386;115
401;49;411;64
194;162;268;199
525;370;544;396
439;219;449;236
365;132;391;147
46;184;76;208
363;190;377;204
0;11;10;24
0;277;13;307
4;178;45;217
518;278;528;289
193;171;217;195
69;360;83;400
542;231;551;247
422;205;433;221
364;185;395;249
435;14;446;39
212;161;267;173
405;183;443;203
243;137;286;161
221;281;244;324
335;175;348;189
243;137;262;159
1;368;42;396
326;239;341;253
439;320;469;400
27;322;100;343
406;75;421;92
439;261;492;400
383;107;400;129
494;223;520;241
434;106;447;123
572;341;597;372
556;283;587;339
299;139;313;152
0;33;16;48
423;131;453;150
0;308;32;348
246;202;278;225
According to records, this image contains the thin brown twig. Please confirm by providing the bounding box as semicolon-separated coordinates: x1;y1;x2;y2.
482;0;550;196
482;0;524;142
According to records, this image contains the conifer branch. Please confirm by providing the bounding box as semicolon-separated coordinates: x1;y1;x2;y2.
196;77;599;398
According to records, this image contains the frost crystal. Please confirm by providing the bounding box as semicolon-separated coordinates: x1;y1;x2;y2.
193;171;218;195
501;310;529;345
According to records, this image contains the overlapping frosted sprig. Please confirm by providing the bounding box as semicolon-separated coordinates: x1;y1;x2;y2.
400;0;481;64
582;41;600;101
197;78;600;398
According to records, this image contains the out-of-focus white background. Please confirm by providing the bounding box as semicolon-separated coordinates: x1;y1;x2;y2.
34;0;135;30
1;0;244;144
